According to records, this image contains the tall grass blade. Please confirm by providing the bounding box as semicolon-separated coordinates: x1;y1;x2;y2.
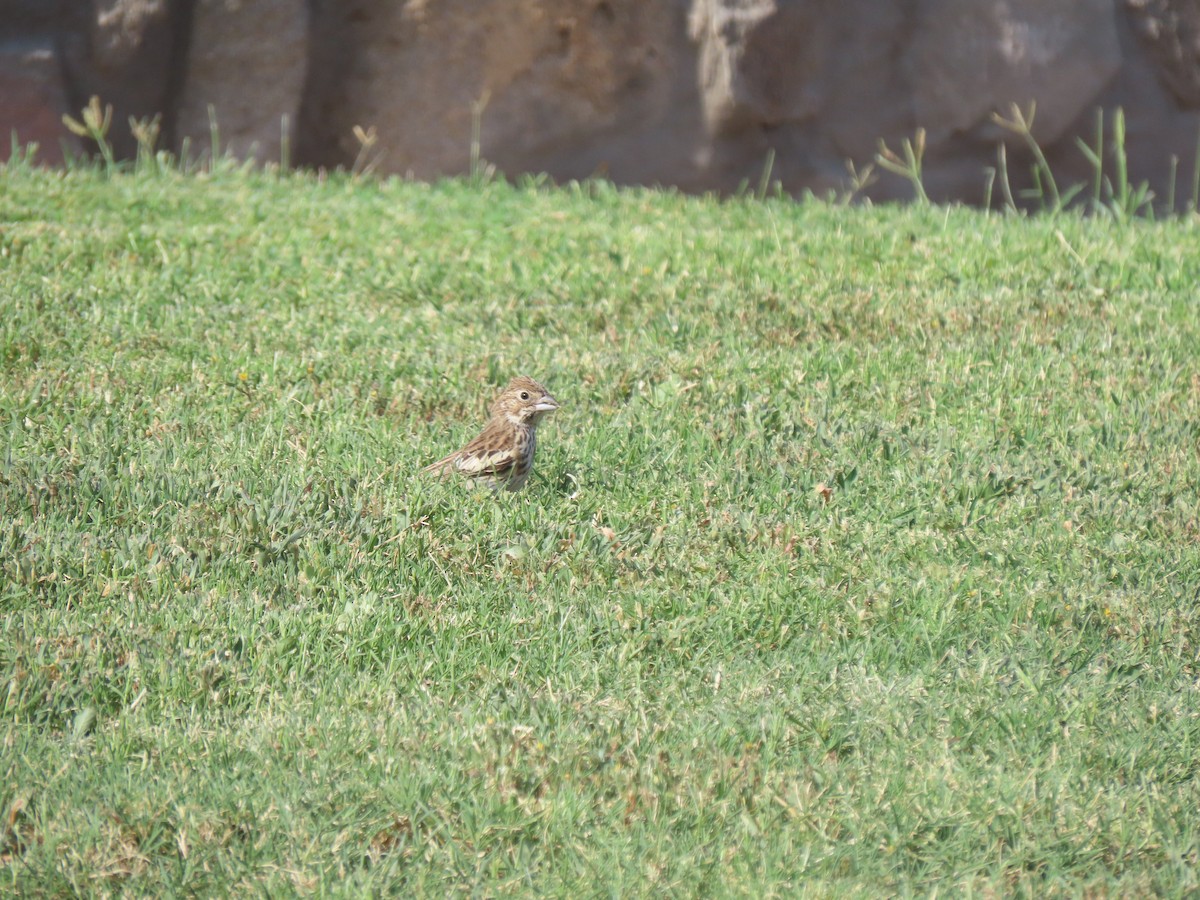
756;148;776;201
208;104;221;170
280;113;291;173
1113;107;1128;216
1167;154;1178;217
996;143;1016;213
1191;119;1200;214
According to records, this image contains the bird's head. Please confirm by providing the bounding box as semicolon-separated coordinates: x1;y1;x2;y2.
492;376;559;426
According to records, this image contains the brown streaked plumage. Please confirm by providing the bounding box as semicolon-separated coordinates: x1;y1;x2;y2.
423;376;559;492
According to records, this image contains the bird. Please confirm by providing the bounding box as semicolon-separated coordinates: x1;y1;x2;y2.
423;376;560;492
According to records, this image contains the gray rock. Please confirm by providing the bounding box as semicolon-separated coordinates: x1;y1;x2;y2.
4;0;1200;205
57;0;182;159
176;0;309;165
0;38;81;165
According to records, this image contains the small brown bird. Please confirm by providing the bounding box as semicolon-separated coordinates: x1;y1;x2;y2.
423;376;560;492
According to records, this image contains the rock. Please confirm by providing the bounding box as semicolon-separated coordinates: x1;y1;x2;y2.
296;0;701;185
1127;0;1200;108
175;0;309;165
688;0;916;197
911;0;1122;145
58;0;183;159
14;0;1200;206
1044;5;1200;213
0;39;82;166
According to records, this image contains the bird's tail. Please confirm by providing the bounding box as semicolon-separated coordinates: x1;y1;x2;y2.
422;454;457;477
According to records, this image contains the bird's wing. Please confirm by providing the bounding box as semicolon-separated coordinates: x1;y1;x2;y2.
452;438;518;478
424;419;519;479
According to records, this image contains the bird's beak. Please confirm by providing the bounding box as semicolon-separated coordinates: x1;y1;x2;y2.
535;395;560;412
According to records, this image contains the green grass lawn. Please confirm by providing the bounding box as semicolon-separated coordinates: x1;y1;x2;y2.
2;162;1199;895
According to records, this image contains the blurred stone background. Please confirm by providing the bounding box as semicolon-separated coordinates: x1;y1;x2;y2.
3;0;1200;204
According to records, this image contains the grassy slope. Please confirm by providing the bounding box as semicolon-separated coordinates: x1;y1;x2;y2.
2;165;1199;894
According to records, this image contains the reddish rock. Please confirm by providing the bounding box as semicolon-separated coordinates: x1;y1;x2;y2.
8;0;1200;205
175;0;309;165
297;0;700;186
58;0;182;159
1127;0;1200;107
0;41;81;166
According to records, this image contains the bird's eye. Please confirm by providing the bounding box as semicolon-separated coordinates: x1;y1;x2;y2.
520;391;529;400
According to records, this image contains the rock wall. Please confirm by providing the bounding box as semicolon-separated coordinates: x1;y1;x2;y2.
5;0;1200;205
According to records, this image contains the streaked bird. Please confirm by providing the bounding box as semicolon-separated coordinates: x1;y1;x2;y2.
423;376;559;492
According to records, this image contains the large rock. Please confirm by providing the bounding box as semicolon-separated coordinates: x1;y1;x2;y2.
175;0;309;165
1127;0;1200;107
688;0;916;196
688;0;1128;200
58;0;183;159
9;0;1200;205
0;38;81;166
0;2;80;165
911;0;1122;144
297;0;701;186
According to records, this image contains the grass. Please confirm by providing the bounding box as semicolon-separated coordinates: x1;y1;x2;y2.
2;160;1200;895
